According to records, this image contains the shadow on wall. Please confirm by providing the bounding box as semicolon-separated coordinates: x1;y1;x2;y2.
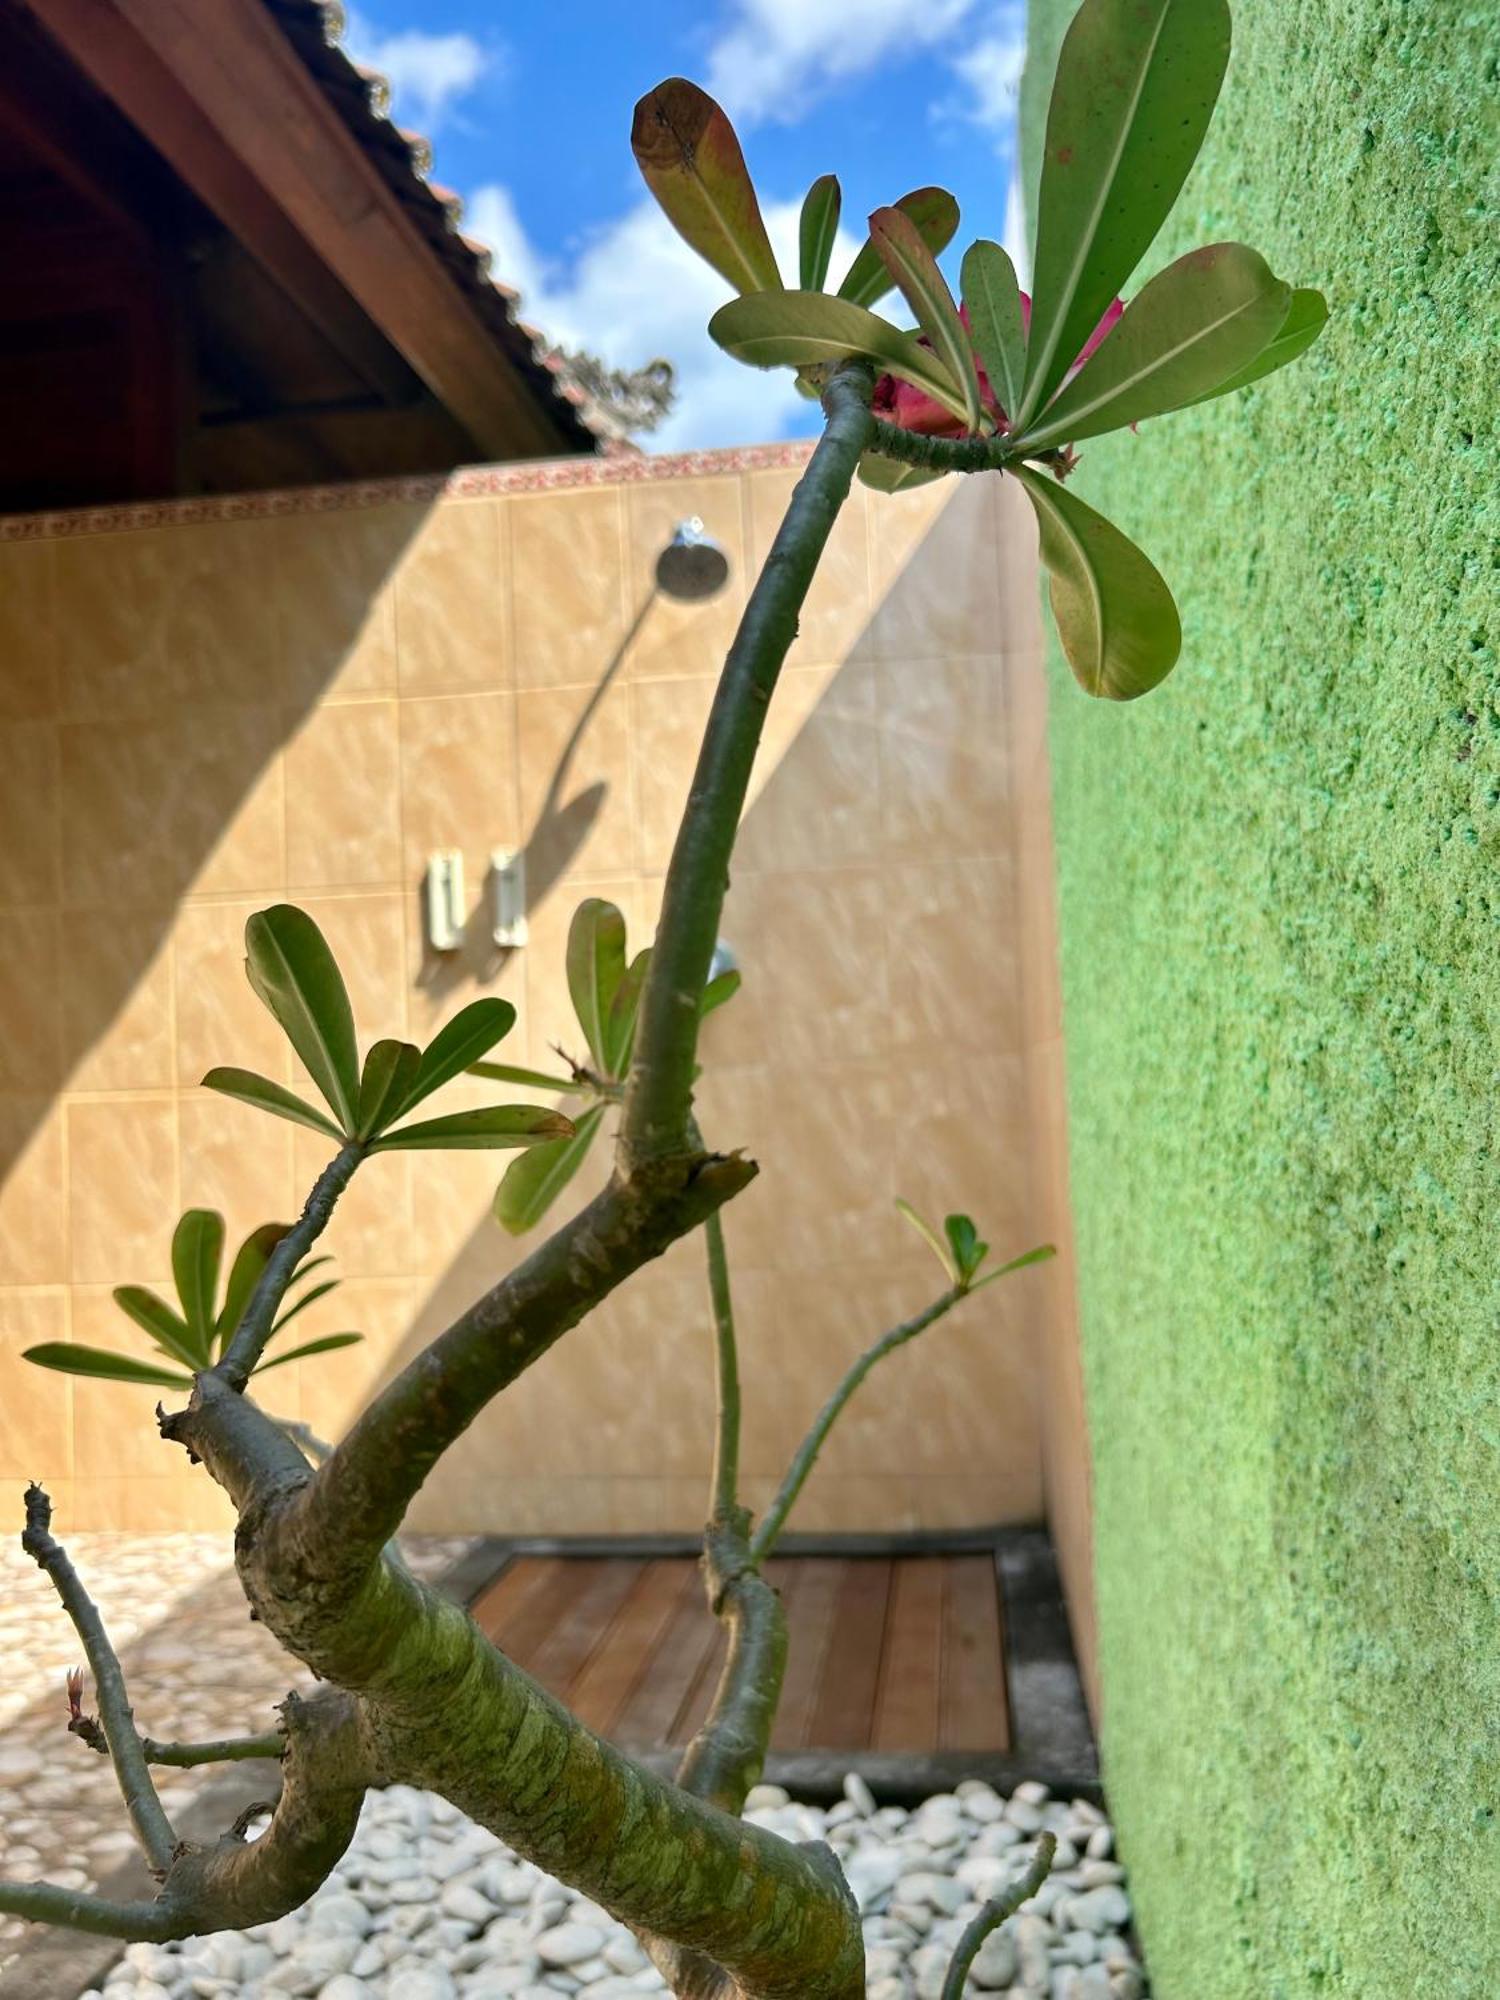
0;459;1069;1544
352;470;1057;1540
0;496;436;1194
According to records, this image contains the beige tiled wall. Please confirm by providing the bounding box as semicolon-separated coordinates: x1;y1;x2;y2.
0;452;1056;1541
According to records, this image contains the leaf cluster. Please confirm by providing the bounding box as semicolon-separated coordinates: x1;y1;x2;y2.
631;0;1328;700
24;1213;357;1389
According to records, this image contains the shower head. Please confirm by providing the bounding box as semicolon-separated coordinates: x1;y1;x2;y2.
656;517;730;602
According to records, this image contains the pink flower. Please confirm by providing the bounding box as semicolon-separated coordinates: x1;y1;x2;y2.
872;293;1124;439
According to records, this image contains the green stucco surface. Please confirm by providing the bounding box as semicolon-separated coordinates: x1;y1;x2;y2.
1021;4;1498;1993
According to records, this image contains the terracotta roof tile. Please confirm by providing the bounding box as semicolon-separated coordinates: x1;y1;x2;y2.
260;0;600;453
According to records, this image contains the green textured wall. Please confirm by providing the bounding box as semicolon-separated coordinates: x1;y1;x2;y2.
1021;4;1499;1995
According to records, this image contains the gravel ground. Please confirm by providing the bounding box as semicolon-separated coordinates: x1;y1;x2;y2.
86;1777;1145;2000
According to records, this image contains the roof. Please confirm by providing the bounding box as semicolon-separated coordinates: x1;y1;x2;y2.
261;0;602;453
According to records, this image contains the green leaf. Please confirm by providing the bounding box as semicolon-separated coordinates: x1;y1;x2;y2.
1016;244;1290;452
494;1103;607;1235
838;187;959;311
699;967;741;1018
244;906;360;1133
969;1243;1058;1291
858;454;948;496
567;899;628;1072
944;1213;987;1281
270;1278;339;1335
252;1332;363;1376
869;205;984;434
1182;286;1330;406
22;1343;192;1389
216;1224;289;1350
631;78;781;294
468;1060;589;1093
604;948;652;1079
112;1287;199;1371
356;1039;422;1140
403;999;518;1116
371;1106;575;1153
170;1209;225;1363
1019;0;1232;429
1014;466;1181;701
709;292;970;423
962;239;1027;423
798;173;842;290
201;1067;345;1140
895;1197;958;1282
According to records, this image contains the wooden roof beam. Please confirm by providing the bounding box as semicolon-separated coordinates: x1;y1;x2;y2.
21;0;573;459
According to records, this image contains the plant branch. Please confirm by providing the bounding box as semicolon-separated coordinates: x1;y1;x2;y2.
940;1834;1057;2000
22;1485;177;1874
752;1288;963;1562
866;416;1022;472
218;1142;363;1388
142;1732;284;1767
673;1524;786;1815
215;1540;861;2000
620;361;876;1167
206;1151;756;1596
0;1880;180;1941
686;1114;742;1526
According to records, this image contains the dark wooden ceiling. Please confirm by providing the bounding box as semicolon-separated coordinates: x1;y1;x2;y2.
0;0;582;510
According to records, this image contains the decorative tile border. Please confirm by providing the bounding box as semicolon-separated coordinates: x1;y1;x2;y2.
0;440;818;544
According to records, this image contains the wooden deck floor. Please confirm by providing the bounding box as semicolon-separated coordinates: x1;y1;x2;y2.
472;1553;1010;1756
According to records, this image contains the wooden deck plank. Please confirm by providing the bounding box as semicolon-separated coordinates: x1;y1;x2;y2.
473;1556;585;1670
468;1552;556;1637
872;1558;946;1752
524;1558;642;1695
471;1548;1016;1763
611;1562;720;1748
771;1556;846;1750
940;1554;1010;1751
567;1559;698;1737
806;1559;892;1752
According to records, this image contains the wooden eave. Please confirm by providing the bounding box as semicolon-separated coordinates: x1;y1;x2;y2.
18;0;594;461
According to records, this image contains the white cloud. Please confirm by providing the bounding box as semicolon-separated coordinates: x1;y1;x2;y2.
343;11;491;131
465;185;863;452
946;16;1028;133
706;0;975;125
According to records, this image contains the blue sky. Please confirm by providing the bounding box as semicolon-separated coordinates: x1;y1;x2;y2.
343;0;1029;450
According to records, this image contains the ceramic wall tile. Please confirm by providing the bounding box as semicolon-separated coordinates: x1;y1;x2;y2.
0;460;1059;1535
878;654;1011;859
61;920;175;1092
0;1098;67;1286
511;487;630;690
0;1289;71;1481
284;701;401;890
860;475;1005;663
66;1097;177;1287
0;910;63;1093
736;663;883;875
178;1092;295;1233
272;502;419;708
54;521;280;722
396;501;509;694
60;706;285;908
515;681;637;889
399;691;521;890
0;722;60;911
